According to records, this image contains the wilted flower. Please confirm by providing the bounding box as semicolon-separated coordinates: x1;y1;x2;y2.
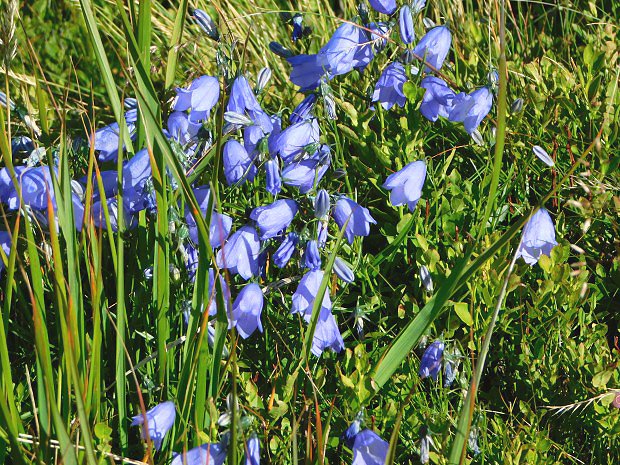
223;139;257;186
273;232;299;268
352;429;389;465
216;225;261;279
291;270;331;321
515;208;558;265
333;196;376;244
372;62;408;110
250;199;298;240
420;265;433;292
419;340;444;380
317;220;328;247
171;442;227;465
0;231;11;275
382;160;427;211
368;0;397;15
314;189;330;218
312;308;344;356
399;6;415;44
174;75;220;123
290;94;317;124
419;76;455;121
231;283;264;339
533;145;554;167
468;427;481;456
192;8;220;41
303;240;321;270
448;87;493;134
333;257;355;283
419;427;432;464
245;434;260;465
131;401;176;451
265;159;282;195
413;26;452;71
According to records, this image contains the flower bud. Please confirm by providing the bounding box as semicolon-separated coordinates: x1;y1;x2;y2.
255;67;272;93
334;257;355;283
193;8;220;41
399;6;415;44
314;189;330;219
303;240;321;270
420;265;433;292
269;41;293;59
510;97;524;114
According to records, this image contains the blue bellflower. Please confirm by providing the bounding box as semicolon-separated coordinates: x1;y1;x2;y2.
312;308;344;356
368;0;397;15
273;118;320;164
273;232;299;268
314;189;330;218
333;257;355;283
171;442;227;465
333;196;377;244
265;159;282;195
216;225;261;280
448;87;493;134
286;54;329;92
419;340;444;380
250;199;298;240
419;76;456;121
92;198;136;232
131;401;176;451
317;220;328;248
167;111;201;145
92;109;137;162
206;268;232;317
290;94;317;124
223;139;257;185
245;435;260;465
533;145;554;167
414;26;452;71
318;22;365;76
174;75;220;123
282;146;330;193
399;6;415;44
303;240;321;270
231;283;264;339
186;187;232;248
382;160;427;211
352;429;389;465
516;208;558;265
341;419;361;449
291;270;331;322
372;62;408;110
0;231;11;276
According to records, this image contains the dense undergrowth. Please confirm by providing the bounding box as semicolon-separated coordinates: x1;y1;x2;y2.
1;0;619;464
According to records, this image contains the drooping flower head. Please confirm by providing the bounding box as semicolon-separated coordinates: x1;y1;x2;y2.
282;146;330;193
0;231;11;276
399;6;415;44
333;257;355;283
223;139;257;186
515;208;558;265
333;196;377;244
419;340;444;380
382;160;427;212
413;26;452;71
303;240;321;270
244;434;260;465
174;75;220;124
265;159;282;195
274;232;299;268
231;283;264;339
286;54;328;92
131;401;176;451
372;62;408;110
290;94;317;124
419;76;456;122
368;0;397;15
171;442;227;465
250;199;298;240
186;187;232;249
273;118;320;164
448;87;493;134
312;308;344;356
291;269;331;322
216;225;261;280
352;429;389;465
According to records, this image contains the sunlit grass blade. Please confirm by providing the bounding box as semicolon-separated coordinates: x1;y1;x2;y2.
164;0;189;89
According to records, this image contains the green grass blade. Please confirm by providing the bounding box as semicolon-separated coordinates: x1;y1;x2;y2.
164;0;189;89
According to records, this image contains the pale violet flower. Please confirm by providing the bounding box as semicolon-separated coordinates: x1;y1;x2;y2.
533;145;554;167
382;160;427;211
131;401;176;450
516;208;558;265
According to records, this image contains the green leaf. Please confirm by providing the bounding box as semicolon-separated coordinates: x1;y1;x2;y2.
453;301;473;326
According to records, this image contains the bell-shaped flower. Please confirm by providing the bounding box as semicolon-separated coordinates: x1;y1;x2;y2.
273;118;320;164
174;75;220;123
411;0;426;13
341;419;361;449
448;87;493;134
352;429;389;465
244;435;260;465
303;240;321;270
333;196;376;244
282;146;330;193
273;232;299;268
333;257;355;283
227;75;263;118
92;198;137;232
184;244;199;282
372;62;408;110
291;269;331;322
131;401;176;451
382;160;427;211
290;94;317;124
231;283;264;339
314;189;330;219
311;308;344;356
0;231;11;276
206;268;232;316
419;340;444;380
167;111;200;145
8;165;56;211
533;145;554;167
399;6;415;44
171;442;227;465
186;187;232;249
250;199;298;240
419;76;455;121
317;220;328;248
413;26;452;71
216;225;261;280
0;166;26;203
368;0;397;15
287;54;331;92
265;159;282;195
369;22;391;51
318;22;360;76
516;208;558;265
223;139;257;186
92;110;137;162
